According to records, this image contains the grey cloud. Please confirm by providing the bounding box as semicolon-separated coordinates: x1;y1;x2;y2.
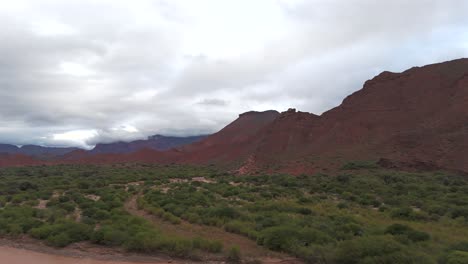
0;0;467;147
197;98;229;107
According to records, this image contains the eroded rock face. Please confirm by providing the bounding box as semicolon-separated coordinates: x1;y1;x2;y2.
180;110;280;163
237;58;468;173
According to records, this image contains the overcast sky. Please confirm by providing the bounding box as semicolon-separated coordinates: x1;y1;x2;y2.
0;0;467;148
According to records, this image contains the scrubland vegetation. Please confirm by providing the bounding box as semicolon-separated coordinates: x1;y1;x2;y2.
0;162;467;263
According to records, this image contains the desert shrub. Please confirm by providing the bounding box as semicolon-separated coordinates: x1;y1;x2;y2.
57;202;76;213
47;233;72;247
92;226;129;246
19;181;37;191
390;207;428;221
337;174;352;183
208;206;241;220
192;237;223;253
7;224;23;236
337;202;349;209
335;236;425;264
300;228;333;245
445;251;468;264
450;207;468;219
183;212;201;224
160;237;194;257
259;226;300;251
451;241;468;252
385;224;430;242
426;204;448;216
224;220;257;239
30;220;92;247
162;212;181;224
94;209;111;220
297;207;313;215
124;231;160;252
227;246;241;263
341;161;378;170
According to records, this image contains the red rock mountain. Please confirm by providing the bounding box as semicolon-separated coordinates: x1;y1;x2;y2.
177;58;468;173
0;153;40;167
0;58;467;173
180;110;280;163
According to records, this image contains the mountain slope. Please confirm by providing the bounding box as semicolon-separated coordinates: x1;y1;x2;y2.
89;134;207;154
0;144;19;154
0;144;78;159
245;58;468;173
20;145;79;158
180;110;280;164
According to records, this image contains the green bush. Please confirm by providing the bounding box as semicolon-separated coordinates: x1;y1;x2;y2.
227;246;241;263
192;237;223;253
445;251;468;264
259;226;300;251
30;220;92;247
162;212;181;224
341;161;378;170
390;207;428;221
335;236;402;264
224;221;257;239
451;241;468;252
209;206;240;220
385;224;430;242
300;228;333;245
47;233;72;247
92;226;129;246
7;224;23;236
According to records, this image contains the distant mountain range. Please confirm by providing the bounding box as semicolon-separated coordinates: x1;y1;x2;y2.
89;135;208;154
1;58;467;174
0;144;79;159
0;134;208;159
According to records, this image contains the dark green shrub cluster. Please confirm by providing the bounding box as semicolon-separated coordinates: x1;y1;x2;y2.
390;207;429;221
227;246;241;263
341;161;378;170
439;242;468;264
91;211;222;256
30;220;92;247
0;206;42;236
384;223;430;242
335;236;435;264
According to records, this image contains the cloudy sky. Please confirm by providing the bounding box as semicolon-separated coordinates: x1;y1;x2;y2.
0;0;467;148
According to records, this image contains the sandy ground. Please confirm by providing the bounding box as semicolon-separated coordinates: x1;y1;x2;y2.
0;246;175;264
0;237;197;264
